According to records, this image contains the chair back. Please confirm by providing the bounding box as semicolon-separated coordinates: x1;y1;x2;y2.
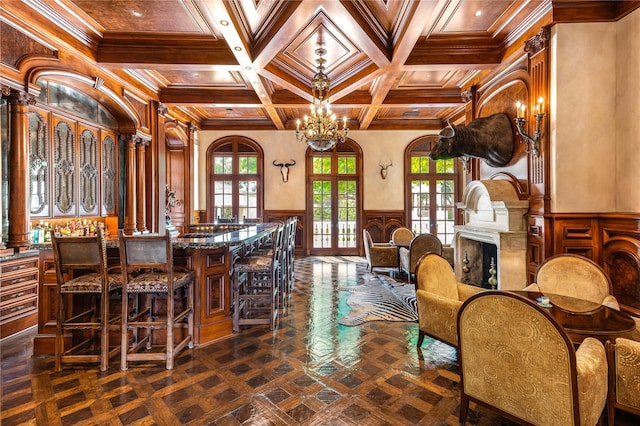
415;253;458;299
607;337;640;424
51;228;107;284
391;227;414;247
536;254;612;304
362;229;374;259
458;291;580;426
218;216;237;223
118;231;174;290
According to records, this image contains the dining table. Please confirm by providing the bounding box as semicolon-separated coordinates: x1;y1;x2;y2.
509;290;637;344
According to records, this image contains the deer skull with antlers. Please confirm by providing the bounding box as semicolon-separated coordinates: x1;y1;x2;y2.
273;159;296;182
379;160;393;179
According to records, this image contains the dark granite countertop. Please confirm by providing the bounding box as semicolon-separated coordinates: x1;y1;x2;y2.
26;223;278;251
0;249;40;262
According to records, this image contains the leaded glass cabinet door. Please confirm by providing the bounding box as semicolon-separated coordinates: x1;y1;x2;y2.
307;143;361;255
101;133;117;216
28;110;49;217
78;125;99;216
53;117;75;216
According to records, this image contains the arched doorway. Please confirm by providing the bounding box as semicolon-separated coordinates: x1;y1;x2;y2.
306;139;362;255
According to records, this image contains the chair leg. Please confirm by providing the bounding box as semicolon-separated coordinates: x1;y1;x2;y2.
417;330;426;347
459;392;470;425
121;290;129;371
100;292;109;372
55;292;65;372
166;292;175;370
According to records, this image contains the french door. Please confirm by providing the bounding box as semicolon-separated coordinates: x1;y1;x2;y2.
307;142;361;255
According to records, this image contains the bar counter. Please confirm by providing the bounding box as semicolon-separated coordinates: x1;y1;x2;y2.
32;223;278;355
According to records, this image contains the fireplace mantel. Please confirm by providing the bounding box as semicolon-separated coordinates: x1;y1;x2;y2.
454;180;529;290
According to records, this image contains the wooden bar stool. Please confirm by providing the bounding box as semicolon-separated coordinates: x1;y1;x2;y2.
232;224;284;331
118;230;194;370
51;228;122;372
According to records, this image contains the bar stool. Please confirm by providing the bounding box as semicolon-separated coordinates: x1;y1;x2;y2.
280;217;297;304
118;230;194;370
51;228;122;372
232;224;284;331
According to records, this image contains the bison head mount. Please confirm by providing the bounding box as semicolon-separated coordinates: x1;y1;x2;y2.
429;113;514;168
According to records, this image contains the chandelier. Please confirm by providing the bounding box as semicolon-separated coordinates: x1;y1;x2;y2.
295;42;348;152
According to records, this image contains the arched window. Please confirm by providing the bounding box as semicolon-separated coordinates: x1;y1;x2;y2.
206;136;263;222
405;137;461;245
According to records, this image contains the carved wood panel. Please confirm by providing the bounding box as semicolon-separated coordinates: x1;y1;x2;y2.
101;133;117;216
363;211;405;244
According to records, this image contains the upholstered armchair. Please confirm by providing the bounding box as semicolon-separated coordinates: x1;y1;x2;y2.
399;233;442;283
362;229;398;272
606;337;640;426
525;254;620;309
390;227;414;248
458;291;608;426
415;253;483;348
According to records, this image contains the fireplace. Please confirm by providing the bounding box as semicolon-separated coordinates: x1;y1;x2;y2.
454;180;529;290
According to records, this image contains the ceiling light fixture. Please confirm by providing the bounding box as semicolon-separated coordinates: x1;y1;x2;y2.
295;38;348;152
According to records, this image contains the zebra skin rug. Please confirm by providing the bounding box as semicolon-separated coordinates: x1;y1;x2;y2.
337;273;418;326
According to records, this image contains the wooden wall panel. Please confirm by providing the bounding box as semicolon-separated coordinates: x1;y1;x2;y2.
363;211;405;244
263;210;304;255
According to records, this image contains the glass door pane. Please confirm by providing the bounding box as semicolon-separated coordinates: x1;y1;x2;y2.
312;180;332;249
337;180;356;248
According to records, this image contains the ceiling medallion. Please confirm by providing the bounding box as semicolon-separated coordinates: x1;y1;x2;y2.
295;40;348;152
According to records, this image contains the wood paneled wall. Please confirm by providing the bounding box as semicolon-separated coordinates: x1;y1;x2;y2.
362;211;406;244
548;214;640;316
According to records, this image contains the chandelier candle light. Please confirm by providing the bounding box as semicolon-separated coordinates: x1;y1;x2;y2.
514;96;546;156
296;41;349;152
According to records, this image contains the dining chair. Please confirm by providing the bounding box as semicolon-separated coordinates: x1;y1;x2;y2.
390;227;414;248
51;228;122;371
458;291;608;426
606;337;640;426
362;229;399;272
118;230;194;370
217;216;237;224
526;253;619;309
415;253;483;348
399;232;442;283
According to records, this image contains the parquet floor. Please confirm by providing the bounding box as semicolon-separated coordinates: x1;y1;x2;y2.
1;256;638;425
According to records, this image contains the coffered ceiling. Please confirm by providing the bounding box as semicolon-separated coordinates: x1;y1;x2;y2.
8;0;640;131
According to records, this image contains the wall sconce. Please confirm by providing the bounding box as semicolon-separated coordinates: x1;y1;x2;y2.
514;97;546;156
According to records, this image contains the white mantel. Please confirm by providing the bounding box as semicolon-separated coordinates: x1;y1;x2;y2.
454;180;529;290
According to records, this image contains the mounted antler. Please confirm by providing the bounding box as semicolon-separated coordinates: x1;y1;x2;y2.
273;159;296;182
379;160;393;179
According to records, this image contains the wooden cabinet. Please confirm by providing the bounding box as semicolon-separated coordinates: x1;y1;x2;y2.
0;253;39;339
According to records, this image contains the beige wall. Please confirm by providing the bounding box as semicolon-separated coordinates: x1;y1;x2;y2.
551;8;640;213
616;9;640;212
197;130;430;213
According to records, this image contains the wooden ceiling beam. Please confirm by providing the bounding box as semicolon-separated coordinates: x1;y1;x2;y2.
551;0;640;22
159;88;260;105
97;36;237;66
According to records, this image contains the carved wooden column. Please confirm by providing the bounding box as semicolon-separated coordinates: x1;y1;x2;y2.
523;26;551;281
2;87;35;250
123;134;137;235
136;138;149;233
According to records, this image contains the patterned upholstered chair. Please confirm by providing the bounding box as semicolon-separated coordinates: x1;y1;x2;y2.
399;233;442;283
51;228;122;372
606;337;640;426
525;254;619;309
119;230;194;370
362;229;399;272
415;253;482;348
390;227;414;248
458;291;608;426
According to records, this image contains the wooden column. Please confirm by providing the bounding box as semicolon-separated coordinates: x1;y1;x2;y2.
123;134;137;235
136;139;149;233
3;87;34;250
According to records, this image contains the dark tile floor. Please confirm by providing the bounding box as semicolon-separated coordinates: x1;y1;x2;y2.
1;256;637;425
